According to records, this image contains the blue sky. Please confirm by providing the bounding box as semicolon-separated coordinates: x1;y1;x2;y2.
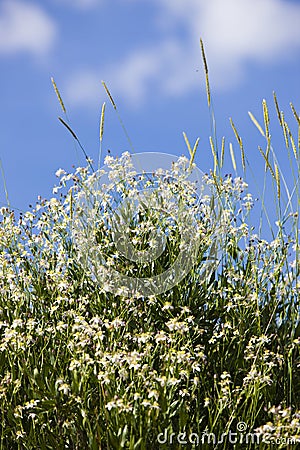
0;0;299;239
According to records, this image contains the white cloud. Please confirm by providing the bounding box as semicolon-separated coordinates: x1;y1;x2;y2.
0;1;57;56
65;71;103;106
65;0;300;107
107;49;164;104
159;0;300;87
65;42;185;109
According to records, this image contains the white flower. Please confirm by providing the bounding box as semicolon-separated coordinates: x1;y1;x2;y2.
104;156;114;166
55;168;66;178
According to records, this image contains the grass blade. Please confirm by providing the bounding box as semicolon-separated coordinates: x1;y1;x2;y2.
51;77;66;114
248;111;265;137
58;117;94;172
200;39;210;108
229;143;237;172
230;118;245;171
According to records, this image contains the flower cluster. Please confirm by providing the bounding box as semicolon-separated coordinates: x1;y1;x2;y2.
0;152;299;448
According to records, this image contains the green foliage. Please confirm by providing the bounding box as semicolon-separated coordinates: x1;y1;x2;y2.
0;96;299;449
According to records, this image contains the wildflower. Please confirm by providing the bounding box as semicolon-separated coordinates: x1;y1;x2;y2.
24;399;40;409
162;302;174;311
55;168;66;178
105;400;116;411
178;388;189;398
148;390;159;400
16;431;26;440
167;377;180;386
204;397;210;407
166;318;189;333
155;331;168;343
55;379;70;395
141;400;152;408
108;318;125;329
14;405;23;418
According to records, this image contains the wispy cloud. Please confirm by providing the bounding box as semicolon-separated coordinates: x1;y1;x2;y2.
64;71;103;106
65;0;300;108
160;0;300;87
0;1;57;56
65;43;180;108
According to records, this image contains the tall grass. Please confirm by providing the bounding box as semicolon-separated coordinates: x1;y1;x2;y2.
0;70;299;449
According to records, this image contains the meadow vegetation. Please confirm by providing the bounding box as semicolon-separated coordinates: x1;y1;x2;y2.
0;71;299;448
